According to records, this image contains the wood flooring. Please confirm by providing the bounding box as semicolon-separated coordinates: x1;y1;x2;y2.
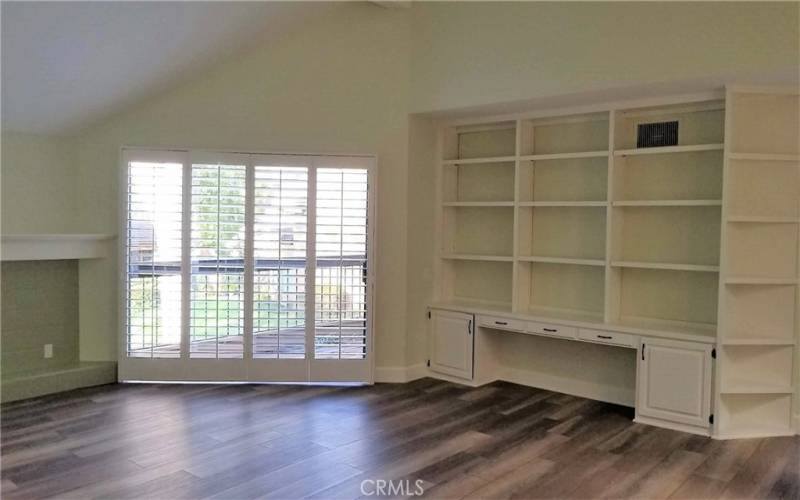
1;378;798;499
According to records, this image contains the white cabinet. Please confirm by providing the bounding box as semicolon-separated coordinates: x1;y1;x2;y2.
429;310;474;380
637;337;713;431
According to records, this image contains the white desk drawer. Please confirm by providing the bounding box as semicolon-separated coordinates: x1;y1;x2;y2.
527;321;576;339
579;328;636;348
478;315;525;332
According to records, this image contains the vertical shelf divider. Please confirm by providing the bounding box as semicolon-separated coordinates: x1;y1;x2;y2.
713;87;735;436
512;119;523;313
605;110;619;324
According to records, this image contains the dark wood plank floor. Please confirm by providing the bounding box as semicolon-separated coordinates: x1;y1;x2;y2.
1;379;798;499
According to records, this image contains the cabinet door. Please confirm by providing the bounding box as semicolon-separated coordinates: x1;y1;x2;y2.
429;310;474;380
637;338;713;428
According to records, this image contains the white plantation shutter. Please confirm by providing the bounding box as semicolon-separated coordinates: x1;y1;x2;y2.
125;159;183;358
189;162;247;359
314;168;369;360
122;149;373;382
252;164;309;359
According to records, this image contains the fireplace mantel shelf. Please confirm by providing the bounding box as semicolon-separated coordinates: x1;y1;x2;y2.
1;234;116;261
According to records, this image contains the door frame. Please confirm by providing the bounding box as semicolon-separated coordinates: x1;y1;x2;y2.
117;147;377;384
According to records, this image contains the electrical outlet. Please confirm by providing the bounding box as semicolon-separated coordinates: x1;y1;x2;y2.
44;344;53;359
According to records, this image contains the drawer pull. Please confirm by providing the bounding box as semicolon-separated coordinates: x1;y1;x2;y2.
543;328;557;333
495;321;508;326
597;335;613;340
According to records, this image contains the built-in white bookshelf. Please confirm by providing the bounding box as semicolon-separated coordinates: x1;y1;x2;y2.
434;88;798;439
607;101;724;338
715;87;800;439
436;101;727;340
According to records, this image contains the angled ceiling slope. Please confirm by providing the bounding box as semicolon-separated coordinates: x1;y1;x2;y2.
1;1;338;136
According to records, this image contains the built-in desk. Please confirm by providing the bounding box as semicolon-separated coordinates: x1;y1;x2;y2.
427;302;715;437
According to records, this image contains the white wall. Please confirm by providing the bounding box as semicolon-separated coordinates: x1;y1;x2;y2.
3;2;798;384
72;4;411;365
410;2;800;113
1;132;78;234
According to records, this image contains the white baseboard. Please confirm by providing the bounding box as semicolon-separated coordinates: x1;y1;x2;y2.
500;367;635;407
374;364;427;383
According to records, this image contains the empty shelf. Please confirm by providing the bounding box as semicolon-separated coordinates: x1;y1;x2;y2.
441;253;514;262
728;153;800;162
518;256;605;266
442;201;515;207
613;200;722;207
721;338;796;346
442;156;516;165
519;151;608;161
519;201;607;207
727;216;799;224
615;316;717;341
614;144;724;156
720;383;794;395
725;277;798;285
612;261;719;272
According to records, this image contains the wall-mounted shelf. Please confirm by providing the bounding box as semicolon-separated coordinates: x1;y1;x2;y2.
442;156;517;165
611;261;719;273
720;384;794;395
519;256;605;266
519;150;608;161
519;201;607;207
727;153;800;162
441;253;513;262
725;277;798;285
442;201;515;207
613;200;721;207
721;339;796;347
1;234;116;261
726;216;799;224
614;143;724;157
615;316;717;341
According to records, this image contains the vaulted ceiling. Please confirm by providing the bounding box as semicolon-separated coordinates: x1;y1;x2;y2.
1;1;343;135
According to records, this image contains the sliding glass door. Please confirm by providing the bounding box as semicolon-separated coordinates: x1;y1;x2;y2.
119;150;374;383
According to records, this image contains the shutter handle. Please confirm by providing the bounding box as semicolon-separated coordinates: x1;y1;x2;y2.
642;343;646;361
468;319;473;335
